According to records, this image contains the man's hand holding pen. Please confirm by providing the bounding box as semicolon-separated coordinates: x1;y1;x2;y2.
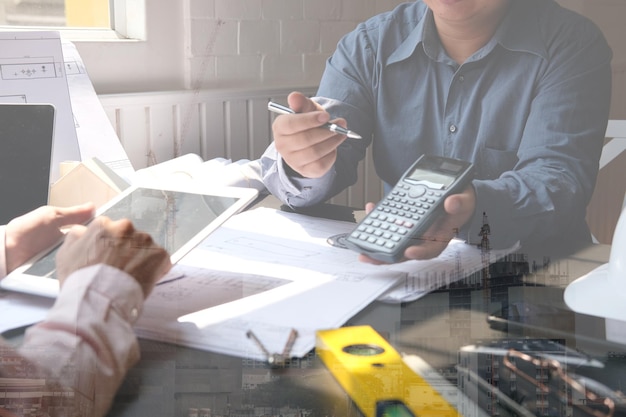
270;91;355;179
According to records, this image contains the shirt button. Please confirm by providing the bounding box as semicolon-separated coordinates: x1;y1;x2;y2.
130;307;139;320
458;75;465;82
449;124;457;133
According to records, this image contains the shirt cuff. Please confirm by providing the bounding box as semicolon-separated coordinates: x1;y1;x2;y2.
260;145;336;207
53;264;145;324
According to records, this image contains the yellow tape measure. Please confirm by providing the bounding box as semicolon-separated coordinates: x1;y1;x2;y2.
316;325;460;417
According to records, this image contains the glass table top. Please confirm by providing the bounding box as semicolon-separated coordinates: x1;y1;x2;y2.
2;200;624;417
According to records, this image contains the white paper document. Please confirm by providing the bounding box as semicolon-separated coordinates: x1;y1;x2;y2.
135;208;518;360
0;290;53;334
136;208;404;360
61;40;134;180
380;239;520;303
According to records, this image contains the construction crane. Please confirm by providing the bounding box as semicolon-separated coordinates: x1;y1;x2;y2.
478;212;491;309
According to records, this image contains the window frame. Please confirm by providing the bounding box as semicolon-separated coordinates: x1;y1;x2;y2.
58;0;144;41
60;0;185;94
2;0;184;93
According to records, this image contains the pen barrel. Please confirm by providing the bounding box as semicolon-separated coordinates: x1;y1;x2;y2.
267;101;362;139
267;101;295;115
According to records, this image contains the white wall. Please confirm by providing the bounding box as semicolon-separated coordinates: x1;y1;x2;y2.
77;0;626;118
75;0;406;94
74;0;185;94
183;0;407;90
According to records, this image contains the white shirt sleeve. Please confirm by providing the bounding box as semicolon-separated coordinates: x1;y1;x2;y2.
1;257;145;417
0;225;8;280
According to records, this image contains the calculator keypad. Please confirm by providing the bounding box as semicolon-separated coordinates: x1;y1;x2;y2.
348;182;443;252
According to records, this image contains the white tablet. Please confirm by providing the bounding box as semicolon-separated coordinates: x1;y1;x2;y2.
1;183;259;298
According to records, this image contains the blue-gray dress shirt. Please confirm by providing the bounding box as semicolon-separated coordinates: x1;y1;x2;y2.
260;0;612;255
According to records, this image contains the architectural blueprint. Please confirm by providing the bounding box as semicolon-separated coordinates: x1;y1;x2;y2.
0;31;80;181
0;31;133;182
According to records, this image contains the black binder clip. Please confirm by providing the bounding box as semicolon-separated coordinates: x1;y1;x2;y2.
246;328;298;367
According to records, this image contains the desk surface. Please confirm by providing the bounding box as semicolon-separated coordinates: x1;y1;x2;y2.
102;200;626;417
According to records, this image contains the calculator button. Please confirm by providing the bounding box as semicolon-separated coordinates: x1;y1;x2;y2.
409;185;427;199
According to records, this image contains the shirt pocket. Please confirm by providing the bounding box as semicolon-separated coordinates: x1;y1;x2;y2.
478;147;519;180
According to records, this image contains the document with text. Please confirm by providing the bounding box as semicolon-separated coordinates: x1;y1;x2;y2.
134;207;518;360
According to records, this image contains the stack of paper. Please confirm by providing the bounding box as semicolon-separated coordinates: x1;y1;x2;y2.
134;208;518;360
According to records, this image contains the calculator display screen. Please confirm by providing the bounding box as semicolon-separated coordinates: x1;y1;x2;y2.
406;158;466;189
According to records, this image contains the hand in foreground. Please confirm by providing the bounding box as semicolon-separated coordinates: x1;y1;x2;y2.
272;91;349;178
359;185;477;264
56;217;172;298
4;203;95;274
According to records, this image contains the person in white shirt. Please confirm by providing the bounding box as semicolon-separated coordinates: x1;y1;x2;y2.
0;203;172;417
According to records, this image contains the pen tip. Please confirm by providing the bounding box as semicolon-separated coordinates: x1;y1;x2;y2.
348;131;362;140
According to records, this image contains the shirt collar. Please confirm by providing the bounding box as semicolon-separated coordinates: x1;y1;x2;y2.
387;0;548;66
387;6;431;66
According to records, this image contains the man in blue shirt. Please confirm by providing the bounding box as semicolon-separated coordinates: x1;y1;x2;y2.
260;0;612;263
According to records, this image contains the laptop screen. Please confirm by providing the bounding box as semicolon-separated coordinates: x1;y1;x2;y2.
0;103;55;224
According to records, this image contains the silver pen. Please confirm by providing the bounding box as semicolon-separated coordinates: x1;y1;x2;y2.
267;101;362;140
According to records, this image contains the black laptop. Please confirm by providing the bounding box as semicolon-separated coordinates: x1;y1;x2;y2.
0;103;55;224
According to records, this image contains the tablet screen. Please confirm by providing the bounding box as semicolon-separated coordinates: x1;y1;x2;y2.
24;187;241;279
